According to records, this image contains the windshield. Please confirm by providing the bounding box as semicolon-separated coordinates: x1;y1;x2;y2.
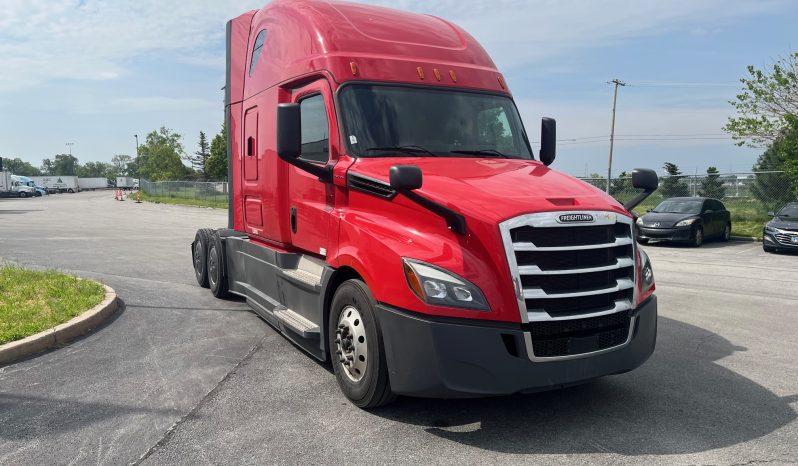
777;204;798;217
338;84;533;159
652;199;703;214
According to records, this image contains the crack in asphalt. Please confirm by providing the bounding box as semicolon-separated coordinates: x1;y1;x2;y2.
131;335;267;465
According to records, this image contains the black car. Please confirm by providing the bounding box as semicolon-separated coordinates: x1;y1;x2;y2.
636;197;731;247
763;202;798;253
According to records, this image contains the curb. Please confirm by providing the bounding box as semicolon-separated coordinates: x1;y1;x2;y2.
730;235;762;242
0;284;118;366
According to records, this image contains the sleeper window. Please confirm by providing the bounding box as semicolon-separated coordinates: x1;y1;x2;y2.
249;30;267;77
299;94;329;163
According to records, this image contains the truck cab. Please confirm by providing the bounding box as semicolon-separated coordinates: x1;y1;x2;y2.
193;0;659;408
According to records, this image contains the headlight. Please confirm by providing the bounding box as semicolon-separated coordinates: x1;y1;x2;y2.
764;224;777;233
675;217;698;227
402;259;489;311
639;248;655;294
635;217;644;225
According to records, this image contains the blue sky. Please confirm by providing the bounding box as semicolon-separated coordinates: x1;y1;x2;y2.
0;0;795;178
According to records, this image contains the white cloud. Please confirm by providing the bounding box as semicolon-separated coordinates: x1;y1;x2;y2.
0;0;785;92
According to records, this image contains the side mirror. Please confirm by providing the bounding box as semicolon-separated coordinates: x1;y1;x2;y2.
623;168;659;211
276;103;301;161
632;168;658;191
539;117;556;166
768;211;775;217
389;165;422;191
275;103;331;183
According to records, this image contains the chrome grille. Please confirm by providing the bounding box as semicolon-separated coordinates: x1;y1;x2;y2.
500;211;636;323
775;232;798;246
500;211;637;360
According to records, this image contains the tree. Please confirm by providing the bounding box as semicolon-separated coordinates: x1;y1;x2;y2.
52;154;79;176
137;127;188;181
699;167;727;199
185;131;210;177
40;158;55;175
111;154;133;176
205;122;228;181
609;171;632;196
724;52;798;148
750;145;796;209
76;161;112;178
1;157;42;176
660;162;689;198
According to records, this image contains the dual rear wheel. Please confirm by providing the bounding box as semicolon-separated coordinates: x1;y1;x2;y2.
192;229;228;298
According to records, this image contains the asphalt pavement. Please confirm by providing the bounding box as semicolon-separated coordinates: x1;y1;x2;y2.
1;191;797;465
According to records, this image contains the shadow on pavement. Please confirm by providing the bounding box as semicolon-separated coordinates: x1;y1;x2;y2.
374;316;797;455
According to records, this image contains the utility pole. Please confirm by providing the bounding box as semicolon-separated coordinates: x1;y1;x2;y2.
66;142;75;157
606;79;626;192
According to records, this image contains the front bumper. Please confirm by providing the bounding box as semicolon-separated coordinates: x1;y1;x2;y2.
377;296;657;398
764;229;798;250
638;225;695;242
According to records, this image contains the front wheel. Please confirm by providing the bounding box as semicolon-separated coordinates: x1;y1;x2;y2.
19;192;27;198
692;227;703;247
329;279;395;409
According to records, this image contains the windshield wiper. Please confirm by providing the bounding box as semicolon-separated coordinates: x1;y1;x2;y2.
366;145;438;157
449;149;510;158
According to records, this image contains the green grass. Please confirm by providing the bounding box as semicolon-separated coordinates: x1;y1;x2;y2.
731;221;764;239
0;266;106;345
138;191;228;209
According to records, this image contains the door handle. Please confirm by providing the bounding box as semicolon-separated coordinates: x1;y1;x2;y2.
247;137;255;157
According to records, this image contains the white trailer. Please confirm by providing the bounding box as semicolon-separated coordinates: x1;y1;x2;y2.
30;176;81;194
78;177;108;190
116;177;137;190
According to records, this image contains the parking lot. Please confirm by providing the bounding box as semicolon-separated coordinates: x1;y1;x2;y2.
1;191;796;465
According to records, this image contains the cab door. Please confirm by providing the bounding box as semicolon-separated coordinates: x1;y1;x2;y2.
286;80;338;257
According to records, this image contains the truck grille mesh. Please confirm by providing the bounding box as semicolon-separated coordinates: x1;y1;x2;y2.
527;312;631;357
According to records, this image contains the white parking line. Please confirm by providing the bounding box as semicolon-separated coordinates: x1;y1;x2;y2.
735;245;761;254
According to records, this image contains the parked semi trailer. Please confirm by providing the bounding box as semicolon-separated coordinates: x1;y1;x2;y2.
192;0;660;408
116;177;137;190
78;177;109;190
30;176;80;194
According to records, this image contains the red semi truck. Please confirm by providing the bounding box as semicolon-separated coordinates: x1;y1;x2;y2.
192;0;659;408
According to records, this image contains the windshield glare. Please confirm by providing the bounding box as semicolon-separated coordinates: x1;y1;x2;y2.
653;199;703;214
777;204;798;217
338;85;533;159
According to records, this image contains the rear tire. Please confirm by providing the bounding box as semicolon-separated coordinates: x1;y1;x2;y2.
721;223;731;242
19;192;27;198
692;227;703;247
329;279;395;409
193;229;213;288
207;232;230;298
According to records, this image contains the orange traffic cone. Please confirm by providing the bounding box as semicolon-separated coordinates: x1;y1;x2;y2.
135;190;142;203
120;190;125;201
114;190;119;201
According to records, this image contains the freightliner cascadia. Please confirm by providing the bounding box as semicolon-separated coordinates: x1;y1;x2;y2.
192;0;660;408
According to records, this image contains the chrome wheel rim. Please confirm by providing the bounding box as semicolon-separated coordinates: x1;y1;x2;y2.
208;247;218;288
335;305;367;382
194;241;204;276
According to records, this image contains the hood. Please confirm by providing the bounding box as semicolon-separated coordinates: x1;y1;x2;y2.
640;211;698;228
347;157;629;224
769;216;798;231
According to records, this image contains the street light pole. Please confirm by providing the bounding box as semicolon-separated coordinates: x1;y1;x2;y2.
66;142;75;157
606;79;626;193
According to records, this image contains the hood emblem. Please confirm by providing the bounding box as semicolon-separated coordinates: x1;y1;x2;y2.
558;213;595;223
652;222;661;227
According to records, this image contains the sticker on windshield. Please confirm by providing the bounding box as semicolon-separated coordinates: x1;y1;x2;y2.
349;135;358;144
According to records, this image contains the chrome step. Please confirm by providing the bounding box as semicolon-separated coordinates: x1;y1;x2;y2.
274;308;320;338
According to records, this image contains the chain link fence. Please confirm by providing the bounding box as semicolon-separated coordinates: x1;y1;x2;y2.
140;179;229;206
580;171;797;227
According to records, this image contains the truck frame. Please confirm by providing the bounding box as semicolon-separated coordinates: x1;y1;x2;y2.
193;0;659;408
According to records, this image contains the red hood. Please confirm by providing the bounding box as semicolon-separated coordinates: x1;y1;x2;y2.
348;157;630;224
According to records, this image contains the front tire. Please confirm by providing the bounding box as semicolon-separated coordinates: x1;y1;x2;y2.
207;232;229;298
692;227;703;247
19;192;27;198
329;279;395;409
